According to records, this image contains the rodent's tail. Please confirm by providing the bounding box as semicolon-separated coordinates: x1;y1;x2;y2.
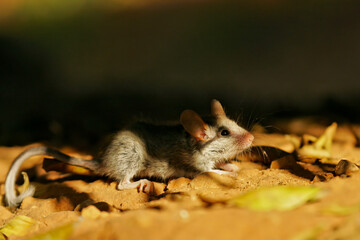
4;146;98;208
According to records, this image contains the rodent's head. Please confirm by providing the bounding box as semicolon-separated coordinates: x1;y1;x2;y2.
180;99;254;161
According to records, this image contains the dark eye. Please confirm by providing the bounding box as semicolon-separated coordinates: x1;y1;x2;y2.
220;129;230;136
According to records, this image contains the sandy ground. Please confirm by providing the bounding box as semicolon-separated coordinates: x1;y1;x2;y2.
2;119;360;239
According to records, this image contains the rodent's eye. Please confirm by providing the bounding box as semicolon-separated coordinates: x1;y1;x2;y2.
220;129;230;136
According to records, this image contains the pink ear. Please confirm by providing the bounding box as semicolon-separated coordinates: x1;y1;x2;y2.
211;99;225;116
180;110;209;141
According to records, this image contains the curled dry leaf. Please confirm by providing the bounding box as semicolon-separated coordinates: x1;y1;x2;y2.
296;123;337;159
228;185;324;211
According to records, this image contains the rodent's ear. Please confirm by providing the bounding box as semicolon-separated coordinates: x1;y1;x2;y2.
211;99;225;116
180;110;209;141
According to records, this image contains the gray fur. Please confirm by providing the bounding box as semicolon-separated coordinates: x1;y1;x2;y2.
99;108;253;181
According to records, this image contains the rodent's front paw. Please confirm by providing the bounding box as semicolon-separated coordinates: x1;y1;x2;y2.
216;162;239;172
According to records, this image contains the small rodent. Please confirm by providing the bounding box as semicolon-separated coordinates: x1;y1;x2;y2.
4;100;254;207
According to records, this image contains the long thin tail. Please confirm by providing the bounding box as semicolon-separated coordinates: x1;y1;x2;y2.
4;146;98;208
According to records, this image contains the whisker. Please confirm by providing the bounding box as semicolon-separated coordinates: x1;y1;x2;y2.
262;125;281;132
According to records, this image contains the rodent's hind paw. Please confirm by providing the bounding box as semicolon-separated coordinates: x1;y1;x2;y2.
207;169;238;177
117;179;155;194
138;179;154;194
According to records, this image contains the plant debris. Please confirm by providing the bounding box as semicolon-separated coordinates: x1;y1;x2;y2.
0;215;37;239
28;222;75;240
296;122;337;159
229;186;324;211
1;120;360;239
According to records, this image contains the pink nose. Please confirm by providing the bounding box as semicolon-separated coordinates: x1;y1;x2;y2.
238;132;254;148
245;132;254;144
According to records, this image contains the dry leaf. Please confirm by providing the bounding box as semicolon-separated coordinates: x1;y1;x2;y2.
28;222;75;240
229;186;323;211
0;215;37;238
297;122;337;158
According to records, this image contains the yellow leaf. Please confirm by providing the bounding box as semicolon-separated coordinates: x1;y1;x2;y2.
28;222;75;240
0;215;37;237
298;122;337;158
229;186;323;211
315;122;337;151
298;146;331;158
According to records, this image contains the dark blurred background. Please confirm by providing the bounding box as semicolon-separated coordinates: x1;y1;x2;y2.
1;0;359;151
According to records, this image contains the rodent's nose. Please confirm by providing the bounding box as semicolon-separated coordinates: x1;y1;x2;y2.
237;132;254;149
239;132;254;149
245;132;254;144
